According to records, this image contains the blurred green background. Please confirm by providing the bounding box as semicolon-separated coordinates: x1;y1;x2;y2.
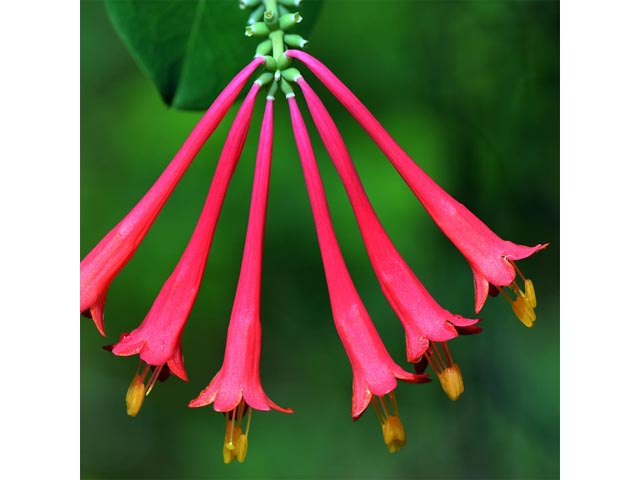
81;1;559;478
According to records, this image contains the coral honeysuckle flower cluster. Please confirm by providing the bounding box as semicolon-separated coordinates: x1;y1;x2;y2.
80;0;547;464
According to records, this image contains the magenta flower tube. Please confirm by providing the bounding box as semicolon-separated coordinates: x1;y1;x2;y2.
297;77;478;363
189;98;291;465
81;57;264;335
286;50;546;323
111;82;262;417
288;95;427;424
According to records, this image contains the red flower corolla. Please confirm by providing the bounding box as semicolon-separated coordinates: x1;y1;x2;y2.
80;57;264;335
111;81;263;417
285;49;547;327
189;98;291;465
288;94;428;452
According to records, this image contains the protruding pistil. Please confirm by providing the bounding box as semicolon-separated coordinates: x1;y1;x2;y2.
371;393;407;453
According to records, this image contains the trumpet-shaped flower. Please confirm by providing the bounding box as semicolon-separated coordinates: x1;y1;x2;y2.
189;98;292;464
288;94;428;452
296;76;478;372
111;82;262;417
80;57;264;335
285;49;547;326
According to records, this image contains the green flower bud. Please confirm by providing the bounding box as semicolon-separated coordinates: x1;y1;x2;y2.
277;53;291;70
278;5;290;17
282;68;302;83
263;56;277;71
284;34;308;49
279;12;302;31
239;0;261;10
255;39;273;57
245;22;270;37
255;72;275;87
279;0;302;7
247;5;265;25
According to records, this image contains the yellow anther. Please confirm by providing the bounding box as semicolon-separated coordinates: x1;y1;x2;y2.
425;341;465;401
382;415;406;453
512;295;536;327
235;434;248;463
124;361;165;417
372;393;407;453
524;278;536;308
499;260;539;327
222;442;234;464
223;424;244;464
222;400;252;464
437;364;464;401
125;374;146;417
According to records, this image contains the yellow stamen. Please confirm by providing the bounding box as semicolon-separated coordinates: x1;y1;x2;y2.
497;260;538;327
222;400;251;464
372;392;406;453
425;342;464;401
125;361;164;417
524;278;536;308
125;373;146;417
437;364;464;401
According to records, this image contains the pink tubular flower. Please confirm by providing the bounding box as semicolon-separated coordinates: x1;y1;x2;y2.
288;94;428;452
80;57;264;335
189;98;292;465
111;81;262;418
296;77;475;400
286;49;547;327
297;77;478;361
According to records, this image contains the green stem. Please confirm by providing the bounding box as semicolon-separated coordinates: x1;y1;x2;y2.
270;30;285;62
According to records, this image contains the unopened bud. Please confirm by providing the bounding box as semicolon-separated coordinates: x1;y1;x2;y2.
247;5;265;25
255;39;273;57
284;34;308;49
239;0;261;10
255;72;274;87
245;22;269;37
277;53;292;70
279;12;302;30
282;67;301;83
263;55;277;71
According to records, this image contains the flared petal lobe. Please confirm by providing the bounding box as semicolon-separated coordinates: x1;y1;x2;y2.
288;95;427;419
111;82;262;382
189;99;291;415
286;50;546;313
80;57;265;334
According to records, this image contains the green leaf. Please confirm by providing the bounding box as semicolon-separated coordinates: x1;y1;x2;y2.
105;0;324;110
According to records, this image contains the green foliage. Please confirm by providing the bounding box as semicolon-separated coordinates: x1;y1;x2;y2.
105;0;323;110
